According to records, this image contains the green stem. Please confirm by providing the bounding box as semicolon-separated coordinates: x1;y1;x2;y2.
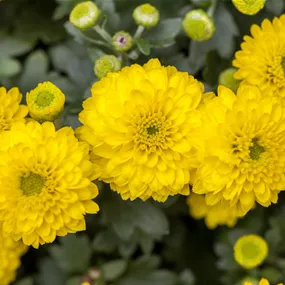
207;0;217;18
93;25;113;43
80;32;113;49
133;25;145;39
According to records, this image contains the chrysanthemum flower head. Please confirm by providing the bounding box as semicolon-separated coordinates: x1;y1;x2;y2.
233;15;285;98
234;234;268;269
187;193;239;229
193;84;285;216
244;278;283;285
26;81;65;122
0;230;27;285
0;87;28;131
77;58;211;202
0;121;100;248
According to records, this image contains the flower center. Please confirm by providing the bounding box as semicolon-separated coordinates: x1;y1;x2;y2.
249;138;265;160
134;112;170;153
35;92;54;108
141;4;156;14
21;173;45;196
241;242;261;260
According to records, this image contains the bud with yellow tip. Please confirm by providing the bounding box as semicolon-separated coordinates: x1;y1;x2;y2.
26;82;65;122
70;1;101;30
133;3;160;28
182;9;215;41
94;55;121;79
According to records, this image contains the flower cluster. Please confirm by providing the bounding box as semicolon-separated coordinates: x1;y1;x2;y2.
0;82;101;283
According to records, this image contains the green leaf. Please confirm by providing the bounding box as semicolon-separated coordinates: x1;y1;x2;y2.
265;0;285;15
66;276;83;285
179;269;195;285
38;258;67;285
93;229;117;253
101;259;128;281
49;234;92;274
260;267;283;283
145;18;182;46
102;194;169;241
18;50;49;93
14;277;34;285
0;58;21;77
135;38;151;56
211;3;239;58
119;270;178;285
0;36;35;57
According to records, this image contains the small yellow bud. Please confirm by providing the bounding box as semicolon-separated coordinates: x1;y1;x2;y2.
26;82;65;122
240;277;259;285
182;9;215;41
70;1;101;30
94;55;121;78
133;3;160;28
232;0;265;15
112;31;133;52
218;68;240;93
234;234;268;269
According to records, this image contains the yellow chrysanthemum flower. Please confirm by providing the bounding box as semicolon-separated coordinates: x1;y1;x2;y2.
0;121;100;248
77;58;211;202
232;0;265;15
0;230;27;285
233;15;285;98
26;81;65;122
193;84;285;216
187;193;239;229
0;87;28;131
234;234;268;269
244;278;283;285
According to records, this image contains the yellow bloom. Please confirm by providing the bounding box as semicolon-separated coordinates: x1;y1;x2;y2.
187;193;239;229
0;87;28;131
232;0;265;15
77;59;210;202
26;81;65;122
244;278;283;285
233;16;285;98
193;84;285;216
234;234;268;269
0;230;27;285
0;121;100;248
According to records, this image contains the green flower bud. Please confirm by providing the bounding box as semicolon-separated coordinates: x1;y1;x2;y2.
133;3;160;28
182;9;215;41
70;1;101;30
112;31;133;52
218;68;241;93
94;55;121;79
232;0;265;15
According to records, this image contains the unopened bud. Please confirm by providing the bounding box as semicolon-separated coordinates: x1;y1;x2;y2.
182;9;215;41
70;1;101;30
94;55;121;78
26;82;65;122
112;31;133;52
218;68;240;93
240;277;258;285
232;0;265;15
133;3;160;28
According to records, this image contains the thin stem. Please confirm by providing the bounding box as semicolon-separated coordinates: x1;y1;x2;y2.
80;32;112;49
93;25;113;43
207;0;218;18
133;25;145;39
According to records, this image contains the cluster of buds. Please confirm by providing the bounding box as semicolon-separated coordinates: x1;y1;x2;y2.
69;2;160;79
